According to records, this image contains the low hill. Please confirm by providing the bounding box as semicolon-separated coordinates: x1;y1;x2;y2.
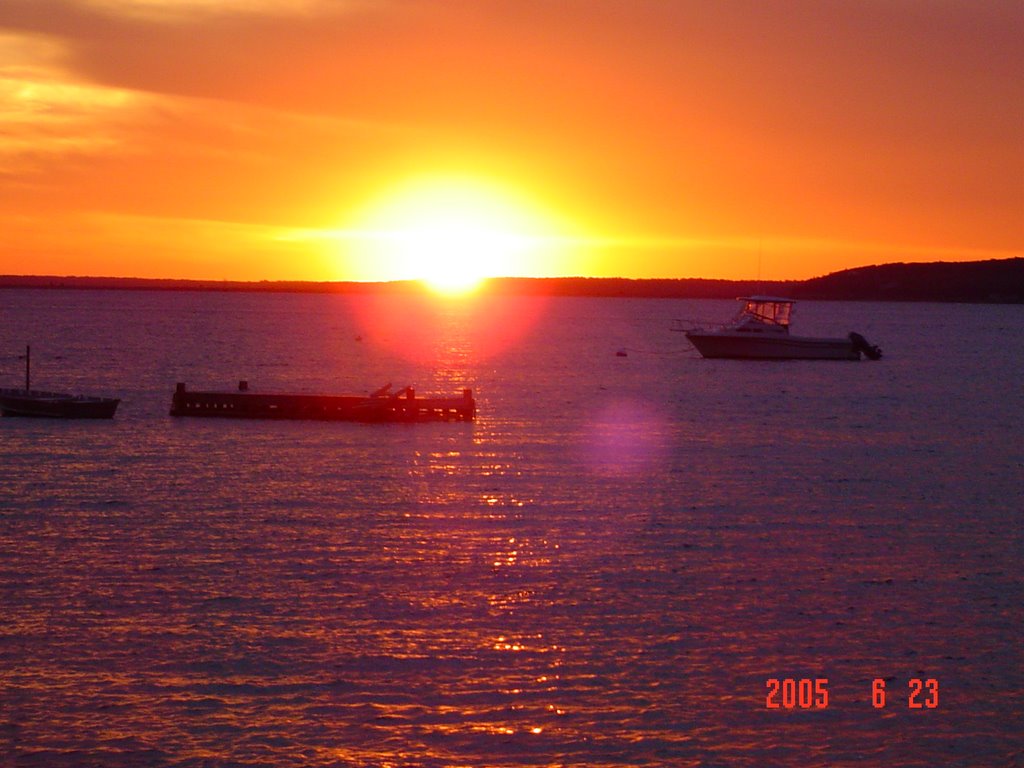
792;258;1024;303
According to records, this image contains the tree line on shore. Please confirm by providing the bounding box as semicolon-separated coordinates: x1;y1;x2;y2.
1;258;1021;303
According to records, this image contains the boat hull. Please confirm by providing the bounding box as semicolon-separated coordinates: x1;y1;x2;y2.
0;389;120;418
685;331;860;360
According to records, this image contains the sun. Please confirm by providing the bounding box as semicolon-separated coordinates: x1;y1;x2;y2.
387;210;534;294
343;176;563;294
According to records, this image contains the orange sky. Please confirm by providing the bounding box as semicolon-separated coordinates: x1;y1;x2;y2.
1;0;1021;282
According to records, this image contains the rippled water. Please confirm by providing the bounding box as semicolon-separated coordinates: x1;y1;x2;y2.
1;289;1021;767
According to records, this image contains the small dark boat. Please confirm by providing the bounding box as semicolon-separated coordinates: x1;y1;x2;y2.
0;389;121;418
0;346;120;419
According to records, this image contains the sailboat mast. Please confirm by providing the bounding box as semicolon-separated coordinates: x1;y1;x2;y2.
25;345;30;391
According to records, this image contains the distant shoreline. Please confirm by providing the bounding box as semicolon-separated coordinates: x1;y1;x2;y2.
1;257;1021;303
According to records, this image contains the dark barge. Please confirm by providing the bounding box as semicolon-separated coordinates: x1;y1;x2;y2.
170;381;475;422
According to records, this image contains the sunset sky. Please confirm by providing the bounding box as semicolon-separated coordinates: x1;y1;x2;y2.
1;0;1021;283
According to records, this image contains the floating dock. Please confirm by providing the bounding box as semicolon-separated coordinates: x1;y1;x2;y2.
170;382;475;422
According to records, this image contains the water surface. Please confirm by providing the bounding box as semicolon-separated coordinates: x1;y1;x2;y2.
1;290;1021;766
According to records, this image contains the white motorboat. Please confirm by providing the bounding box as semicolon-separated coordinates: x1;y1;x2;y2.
674;296;882;361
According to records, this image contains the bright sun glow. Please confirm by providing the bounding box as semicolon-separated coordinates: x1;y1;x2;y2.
390;213;525;294
344;177;565;294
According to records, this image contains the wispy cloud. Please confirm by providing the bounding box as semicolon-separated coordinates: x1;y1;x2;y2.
0;33;149;175
79;0;355;21
3;209;335;279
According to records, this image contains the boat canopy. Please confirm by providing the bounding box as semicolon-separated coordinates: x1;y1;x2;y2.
737;296;794;327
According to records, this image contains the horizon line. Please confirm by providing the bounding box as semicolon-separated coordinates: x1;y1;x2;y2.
2;255;1020;290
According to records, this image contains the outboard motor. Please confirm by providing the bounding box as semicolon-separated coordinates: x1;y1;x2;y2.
849;332;882;360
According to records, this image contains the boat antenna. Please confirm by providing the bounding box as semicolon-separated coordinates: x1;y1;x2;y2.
25;345;30;392
757;238;763;294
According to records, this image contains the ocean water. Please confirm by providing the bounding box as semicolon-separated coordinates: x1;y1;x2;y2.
0;288;1021;768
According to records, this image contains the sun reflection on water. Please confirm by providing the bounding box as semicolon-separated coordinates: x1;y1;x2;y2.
349;291;549;366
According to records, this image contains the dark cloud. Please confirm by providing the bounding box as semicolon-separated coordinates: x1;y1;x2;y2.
3;0;1020;139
